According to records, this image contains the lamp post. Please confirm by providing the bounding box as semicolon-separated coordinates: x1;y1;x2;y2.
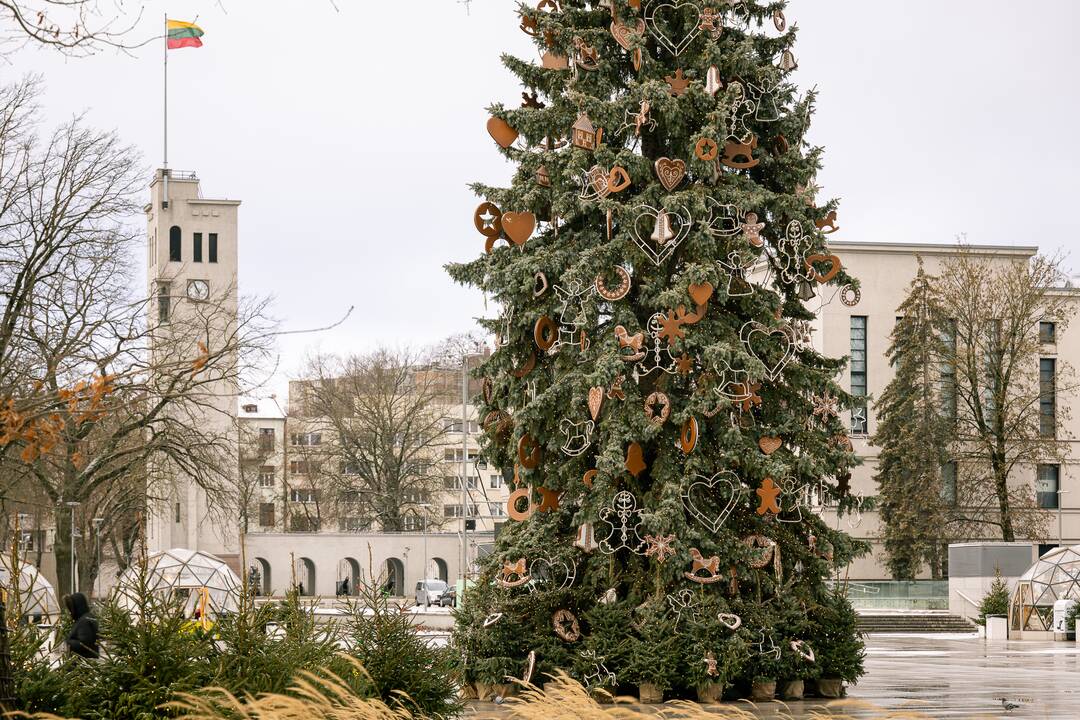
416;503;432;581
64;502;80;595
441;345;486;582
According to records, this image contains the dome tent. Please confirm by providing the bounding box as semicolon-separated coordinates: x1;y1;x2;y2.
0;556;58;621
1010;544;1080;632
115;548;241;617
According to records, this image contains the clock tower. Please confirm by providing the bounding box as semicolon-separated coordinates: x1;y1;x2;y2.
144;168;242;568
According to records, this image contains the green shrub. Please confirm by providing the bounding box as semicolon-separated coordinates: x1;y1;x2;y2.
977;570;1010;626
812;590;865;683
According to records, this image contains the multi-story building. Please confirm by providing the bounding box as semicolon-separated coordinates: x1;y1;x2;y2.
813;241;1080;580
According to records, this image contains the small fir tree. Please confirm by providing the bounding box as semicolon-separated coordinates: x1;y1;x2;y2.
872;264;954;579
449;0;869;698
977;569;1010;626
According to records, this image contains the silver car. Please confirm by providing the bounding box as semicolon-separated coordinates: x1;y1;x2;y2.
414;579;448;607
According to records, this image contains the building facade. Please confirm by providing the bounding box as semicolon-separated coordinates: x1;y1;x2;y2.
813;242;1080;580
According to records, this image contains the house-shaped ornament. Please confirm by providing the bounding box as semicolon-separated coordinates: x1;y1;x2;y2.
571;112;602;151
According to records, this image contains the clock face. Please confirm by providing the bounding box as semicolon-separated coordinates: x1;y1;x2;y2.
187;279;209;301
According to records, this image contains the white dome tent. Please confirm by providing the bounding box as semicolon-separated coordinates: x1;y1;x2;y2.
0;556;59;622
115;548;241;617
1010;544;1080;633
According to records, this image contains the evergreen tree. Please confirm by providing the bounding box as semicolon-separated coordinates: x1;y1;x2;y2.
449;0;868;698
871;265;953;579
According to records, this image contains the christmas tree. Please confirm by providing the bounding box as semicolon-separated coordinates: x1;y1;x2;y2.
449;0;868;701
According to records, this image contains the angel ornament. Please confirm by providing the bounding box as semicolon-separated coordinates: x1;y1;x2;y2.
551;281;592;353
717;243;758;297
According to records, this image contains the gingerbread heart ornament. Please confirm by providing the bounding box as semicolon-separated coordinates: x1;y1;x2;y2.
487;116;518;149
501;212;536;246
654;157;686;191
588;386;604;421
805;253;842;283
688;282;714;306
758;436;782;455
610;18;646;51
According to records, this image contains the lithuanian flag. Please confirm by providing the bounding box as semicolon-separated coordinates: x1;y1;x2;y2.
167;19;204;49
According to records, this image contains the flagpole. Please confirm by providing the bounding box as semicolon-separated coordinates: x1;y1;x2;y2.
163;12;169;204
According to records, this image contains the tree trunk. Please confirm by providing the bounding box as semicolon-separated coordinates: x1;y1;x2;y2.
53;512;73;600
995;467;1015;541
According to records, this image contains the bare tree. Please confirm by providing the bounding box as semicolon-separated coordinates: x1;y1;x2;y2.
0;1;147;57
935;249;1073;542
0;76;275;594
293;349;455;533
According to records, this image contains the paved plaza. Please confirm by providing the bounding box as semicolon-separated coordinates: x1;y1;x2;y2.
470;633;1080;719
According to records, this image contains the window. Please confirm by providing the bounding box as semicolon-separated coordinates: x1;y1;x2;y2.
443;504;479;518
489;502;506;517
157;282;171;323
850;316;868;434
339;490;362;504
444;419;480;433
941;462;957;506
257;466;275;488
344;516;371;532
443;448;482;462
1037;464;1060;509
208;233;218;263
174;502;181;523
490;474;503;489
940;320;957;421
1040;358;1056;437
403;489;429;503
443;476;477;490
258;427;275;451
290;516;319;532
290;488;318;503
291;432;322;446
1040;321;1057;344
289;460;314;475
169;226;182;261
259;502;275;527
242;403;258;413
193;232;203;262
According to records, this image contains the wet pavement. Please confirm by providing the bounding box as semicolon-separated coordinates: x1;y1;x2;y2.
469;633;1080;719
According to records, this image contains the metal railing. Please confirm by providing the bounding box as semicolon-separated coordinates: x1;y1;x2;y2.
832;579;949;611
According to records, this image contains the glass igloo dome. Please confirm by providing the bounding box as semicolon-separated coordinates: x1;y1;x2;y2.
115;548;241;616
1010;545;1080;631
0;556;59;622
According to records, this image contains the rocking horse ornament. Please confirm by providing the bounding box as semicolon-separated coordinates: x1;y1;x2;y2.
685;548;725;584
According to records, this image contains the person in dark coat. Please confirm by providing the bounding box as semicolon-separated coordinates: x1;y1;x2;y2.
62;592;98;659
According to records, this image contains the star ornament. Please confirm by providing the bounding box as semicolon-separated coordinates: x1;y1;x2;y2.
665;69;691;96
811;391;840;422
644;533;677;564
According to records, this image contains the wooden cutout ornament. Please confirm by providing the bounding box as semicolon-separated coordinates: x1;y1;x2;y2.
654;157;686;191
541;50;569;70
608;374;626;401
502;211;536;246
805;253;842;283
552;609;581;641
722;136;759;169
537;486;559;512
511;350;536;378
595;266;631;300
688;281;714;307
486;117;519;149
644;533;677;563
534;315;556;351
615;325;646;362
685;548;724;584
521;91;544;109
582;469;597;489
758;436;782;455
644;391;671;425
497;558;531;587
571;112;602;151
474;202;503;252
518;434;541;469
588;386;604;421
815;209;840;234
507;487;534;521
694;138;719;162
756;477;782;516
705;65;723;96
533;271;549;297
679;416;698;453
773;9;786;31
665;68;691;96
625;442;646;477
535;165;551;187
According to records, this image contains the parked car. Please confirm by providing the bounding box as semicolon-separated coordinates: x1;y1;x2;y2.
438;587;456;608
414;579;448;607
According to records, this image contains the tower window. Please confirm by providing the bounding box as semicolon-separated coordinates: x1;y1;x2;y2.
850;316;868;434
209;233;218;263
157;281;171;323
193;232;203;262
174;502;181;523
169;226;182;262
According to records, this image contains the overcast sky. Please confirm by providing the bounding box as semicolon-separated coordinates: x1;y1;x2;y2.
17;0;1080;393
